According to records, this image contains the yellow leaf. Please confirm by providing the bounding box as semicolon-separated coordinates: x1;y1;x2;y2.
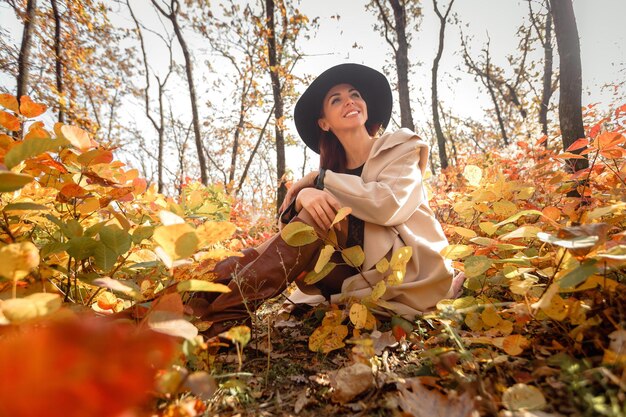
493;201;518;217
375;257;389;273
196;221;236;248
0;93;18;113
1;293;62;323
349;303;368;329
463;255;492;278
479;222;499;236
500;226;542;240
309;324;348;353
481;305;502;327
387;267;406;286
463;165;482;187
465;311;484;331
159;210;185;226
452;226;477;239
76;197;100;214
371;280;386;301
390;246;412;269
331;206;352;227
315;244;335;273
363;310;376;331
0;241;40;280
19;96;47;118
322;309;345;327
96;291;118;310
540;293;569;321
220;325;251;348
280;221;318;247
0;171;34;192
153;223;198;260
0;110;20;131
59;124;95;151
341;245;365;267
501;334;529;356
440;244;473;260
176;280;231;293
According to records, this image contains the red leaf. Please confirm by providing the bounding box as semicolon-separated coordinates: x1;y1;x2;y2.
565;137;589;152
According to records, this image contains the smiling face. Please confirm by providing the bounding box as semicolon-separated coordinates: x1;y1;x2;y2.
317;83;368;135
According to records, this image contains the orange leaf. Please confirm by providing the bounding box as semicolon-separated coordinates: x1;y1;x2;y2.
595;132;625;149
0;93;19;113
565;137;588;152
0;110;20;131
600;148;625;159
555;152;587;160
60;183;88;198
502;334;530;356
19;96;47;118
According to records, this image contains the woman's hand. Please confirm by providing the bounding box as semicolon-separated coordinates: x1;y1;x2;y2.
296;188;342;231
279;170;318;213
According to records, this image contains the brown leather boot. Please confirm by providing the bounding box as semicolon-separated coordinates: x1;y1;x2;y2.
192;216;324;338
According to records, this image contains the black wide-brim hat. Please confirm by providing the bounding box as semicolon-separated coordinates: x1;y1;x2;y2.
294;63;393;154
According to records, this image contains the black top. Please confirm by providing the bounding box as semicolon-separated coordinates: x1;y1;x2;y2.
279;165;366;250
344;164;365;249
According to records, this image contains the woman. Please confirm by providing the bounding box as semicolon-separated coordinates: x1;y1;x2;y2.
194;63;454;337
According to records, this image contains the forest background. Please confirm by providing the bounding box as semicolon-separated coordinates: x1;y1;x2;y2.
1;0;626;416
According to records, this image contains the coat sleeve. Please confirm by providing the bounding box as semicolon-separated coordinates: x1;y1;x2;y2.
323;138;428;226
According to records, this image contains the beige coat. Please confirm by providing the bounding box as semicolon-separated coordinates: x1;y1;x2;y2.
288;128;453;319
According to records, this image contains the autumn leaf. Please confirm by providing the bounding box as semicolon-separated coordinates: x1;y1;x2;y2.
331;206;352;227
0;241;40;281
309;323;348;353
59;124;95;151
0;93;19;113
314;244;335;273
303;261;336;285
280;221;318;247
153;223;199;261
220;325;251;348
349;303;368;329
341;245;365;267
19;96;47;118
463;165;482;187
0;171;34;192
0;110;20;131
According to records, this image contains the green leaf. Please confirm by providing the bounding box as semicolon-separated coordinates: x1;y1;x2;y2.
0;171;34;192
341;245;365;267
3;202;49;211
315;244;335;273
304;262;336;285
4;137;69;169
464;255;493;278
62;219;83;239
132;225;154;244
280;221;318;247
93;244;118;272
67;237;100;260
559;260;598;289
99;224;131;256
176;280;231;293
40;241;68;258
500;226;542;240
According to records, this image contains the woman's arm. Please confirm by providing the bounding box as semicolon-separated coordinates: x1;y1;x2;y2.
322;139;427;226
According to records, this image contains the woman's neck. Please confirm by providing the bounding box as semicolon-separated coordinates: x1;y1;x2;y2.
336;128;374;169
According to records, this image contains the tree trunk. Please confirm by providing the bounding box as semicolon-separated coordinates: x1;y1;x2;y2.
265;0;287;213
228;80;248;192
549;0;588;171
16;0;37;103
389;0;415;131
540;2;553;138
50;0;65;123
153;0;208;185
485;60;509;145
431;0;454;170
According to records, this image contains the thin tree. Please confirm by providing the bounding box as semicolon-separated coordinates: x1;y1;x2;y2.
549;0;588;171
16;0;37;104
50;0;64;122
127;0;174;193
151;0;209;185
371;0;416;131
265;0;287;211
431;0;454;169
528;0;554;139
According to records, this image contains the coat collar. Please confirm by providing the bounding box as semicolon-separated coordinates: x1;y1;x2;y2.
369;128;422;159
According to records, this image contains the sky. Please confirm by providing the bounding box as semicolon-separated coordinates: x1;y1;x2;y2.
1;0;625;180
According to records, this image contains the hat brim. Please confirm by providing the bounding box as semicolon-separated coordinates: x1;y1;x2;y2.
294;63;392;154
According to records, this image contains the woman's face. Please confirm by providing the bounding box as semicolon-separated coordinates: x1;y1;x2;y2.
317;83;368;135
